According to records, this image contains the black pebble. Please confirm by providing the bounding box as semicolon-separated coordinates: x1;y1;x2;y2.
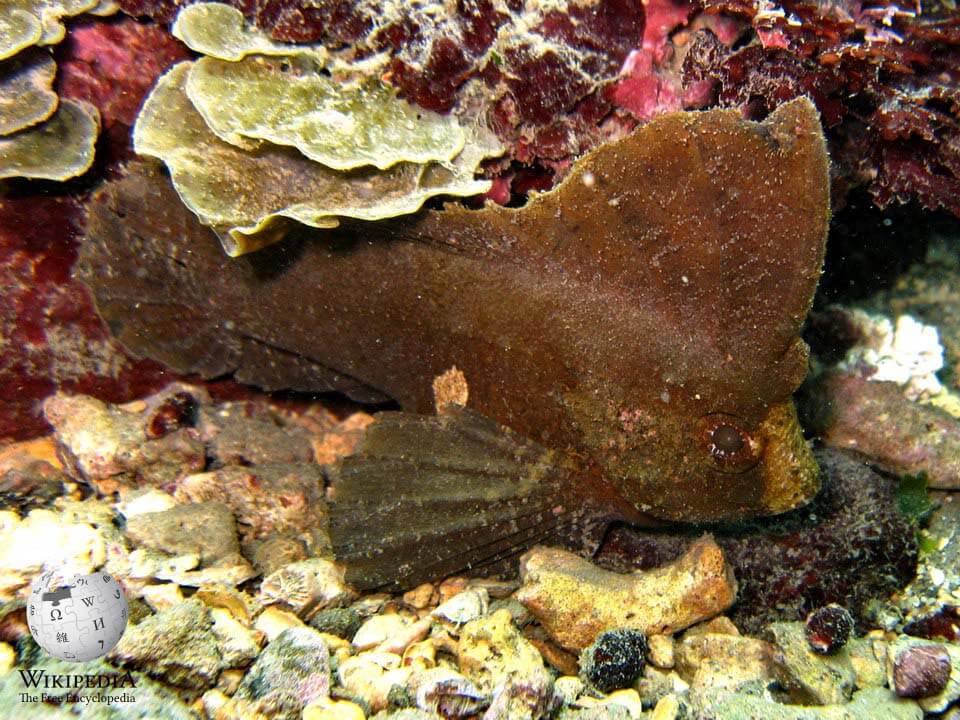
579;629;648;693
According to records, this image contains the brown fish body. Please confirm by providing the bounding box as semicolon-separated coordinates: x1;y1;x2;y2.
81;98;830;581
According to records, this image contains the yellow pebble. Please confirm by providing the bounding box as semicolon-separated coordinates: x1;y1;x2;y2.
651;693;680;720
302;697;366;720
0;642;15;674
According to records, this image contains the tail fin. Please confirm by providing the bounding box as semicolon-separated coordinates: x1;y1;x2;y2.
326;407;610;591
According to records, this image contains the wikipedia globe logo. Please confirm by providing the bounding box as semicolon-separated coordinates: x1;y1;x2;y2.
27;570;129;662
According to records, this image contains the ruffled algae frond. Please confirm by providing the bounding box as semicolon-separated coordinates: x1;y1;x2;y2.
133;61;500;256
0;97;98;180
0;48;57;135
132;3;502;256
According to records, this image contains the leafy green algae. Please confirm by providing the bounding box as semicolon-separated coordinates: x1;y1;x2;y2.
0;97;99;179
0;48;57;135
0;0;98;60
172;2;327;62
134;62;501;256
185;55;467;170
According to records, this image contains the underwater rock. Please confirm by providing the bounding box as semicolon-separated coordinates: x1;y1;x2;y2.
0;97;98;180
123;501;244;567
174;463;330;557
674;631;777;693
198;402;315;466
43;389;206;491
0;506;108;599
258;558;356;617
0;48;57;135
595;448;919;634
516;537;737;652
457;609;552;694
82;98;828;533
0;455;66;513
185;54;468;170
109;598;224;688
133;61;500;255
895;499;960;634
803;371;960;489
233;626;331;719
695;686;921;720
766;621;856;705
309;607;361;640
57;15;189;158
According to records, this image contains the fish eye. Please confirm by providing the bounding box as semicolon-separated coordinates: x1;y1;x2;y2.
697;413;761;473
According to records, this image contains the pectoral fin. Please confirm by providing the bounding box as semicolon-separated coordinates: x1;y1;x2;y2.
326;406;613;591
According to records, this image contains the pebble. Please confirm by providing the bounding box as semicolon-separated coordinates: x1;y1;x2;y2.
43;389;205;490
303;697;367;720
233;627;331;719
650;694;681;720
338;652;410;714
887;637;960;712
352;613;430;654
516;537;737;651
403;583;435;610
259;558;357;616
647;634;675;669
141;582;185;611
210;606;264;667
432;587;489;626
123;501;244;567
254;606;307;640
109;598;223;689
0;641;14;673
675;631;777;692
457;609;551;694
765;621;856;705
310;607;362;639
579;629;648;693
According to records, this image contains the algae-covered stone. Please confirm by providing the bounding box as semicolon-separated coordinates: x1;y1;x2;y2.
172;2;327;62
134;62;500;256
234;627;331;719
0;97;98;180
766;621;856;705
696;686;921;720
108;598;224;689
0;48;56;135
457;608;551;694
186;55;467;170
0;0;98;59
134;62;500;255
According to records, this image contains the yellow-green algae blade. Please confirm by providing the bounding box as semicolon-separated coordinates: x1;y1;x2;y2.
88;0;119;16
185;55;467;171
172;2;326;62
0;98;99;180
0;0;98;59
0;48;57;135
133;62;501;256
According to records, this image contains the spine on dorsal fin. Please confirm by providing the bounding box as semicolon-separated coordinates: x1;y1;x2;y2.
326;406;618;591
